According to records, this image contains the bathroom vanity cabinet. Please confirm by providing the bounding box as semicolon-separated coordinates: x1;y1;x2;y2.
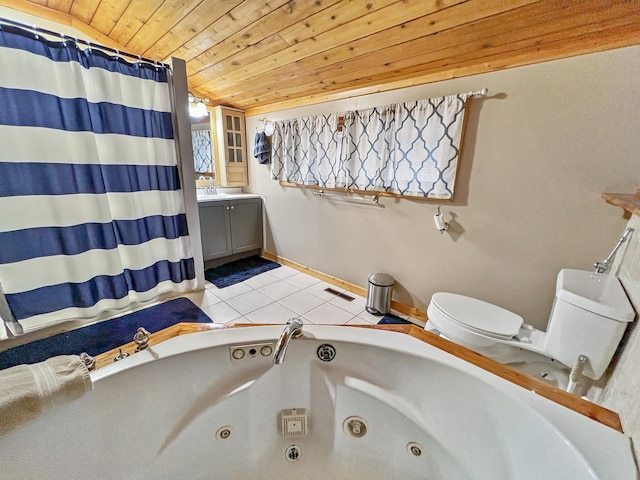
211;106;248;187
198;197;262;260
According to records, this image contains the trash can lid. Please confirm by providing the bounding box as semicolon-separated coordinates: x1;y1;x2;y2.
368;272;395;286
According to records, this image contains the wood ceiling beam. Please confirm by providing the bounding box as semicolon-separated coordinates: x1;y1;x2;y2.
185;0;396;79
46;0;71;13
163;0;288;64
194;0;538;96
107;0;165;48
245;21;640;116
189;0;476;91
5;0;640;116
87;0;130;36
210;0;567;105
69;0;100;25
123;0;205;52
0;0;128;50
234;1;628;108
140;0;246;61
184;0;343;78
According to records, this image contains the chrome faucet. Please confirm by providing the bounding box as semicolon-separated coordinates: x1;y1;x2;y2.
197;175;217;195
206;177;217;195
594;227;634;274
273;318;303;364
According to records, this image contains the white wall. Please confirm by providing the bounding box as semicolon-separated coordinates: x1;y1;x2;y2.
246;45;640;330
601;214;640;459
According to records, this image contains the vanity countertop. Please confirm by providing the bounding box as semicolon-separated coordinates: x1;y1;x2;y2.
197;193;262;203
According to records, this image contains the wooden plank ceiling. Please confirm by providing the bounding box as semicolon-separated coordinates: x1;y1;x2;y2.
4;0;640;115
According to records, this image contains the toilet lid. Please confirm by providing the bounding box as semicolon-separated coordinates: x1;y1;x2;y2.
431;293;524;339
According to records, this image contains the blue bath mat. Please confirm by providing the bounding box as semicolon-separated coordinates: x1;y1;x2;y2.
0;297;212;370
377;313;413;325
205;255;281;288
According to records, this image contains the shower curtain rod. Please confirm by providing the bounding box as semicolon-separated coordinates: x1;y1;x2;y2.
0;16;168;68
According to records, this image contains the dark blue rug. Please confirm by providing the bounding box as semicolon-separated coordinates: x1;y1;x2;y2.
377;313;413;325
0;297;211;370
205;255;281;288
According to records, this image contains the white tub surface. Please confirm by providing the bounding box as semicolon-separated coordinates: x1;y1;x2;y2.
2;326;636;479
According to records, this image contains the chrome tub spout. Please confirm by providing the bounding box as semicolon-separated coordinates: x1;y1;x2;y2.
273;318;303;364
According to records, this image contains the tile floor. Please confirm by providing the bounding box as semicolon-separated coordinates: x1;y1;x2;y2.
182;265;420;327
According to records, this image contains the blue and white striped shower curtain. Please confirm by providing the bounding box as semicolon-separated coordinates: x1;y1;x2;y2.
0;25;196;330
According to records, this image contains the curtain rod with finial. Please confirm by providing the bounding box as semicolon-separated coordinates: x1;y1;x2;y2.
467;88;488;97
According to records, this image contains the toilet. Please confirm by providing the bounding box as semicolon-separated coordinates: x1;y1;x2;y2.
426;269;636;381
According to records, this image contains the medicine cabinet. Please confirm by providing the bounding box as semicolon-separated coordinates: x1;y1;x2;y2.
211;106;248;187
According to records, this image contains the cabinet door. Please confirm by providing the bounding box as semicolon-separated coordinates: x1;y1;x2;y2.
199;202;232;260
229;199;263;254
215;107;248;187
223;110;244;167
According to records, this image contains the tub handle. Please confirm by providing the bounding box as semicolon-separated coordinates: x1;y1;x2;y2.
134;327;151;352
79;352;96;370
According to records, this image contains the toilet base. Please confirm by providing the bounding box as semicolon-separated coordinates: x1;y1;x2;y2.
426;323;570;390
506;360;569;390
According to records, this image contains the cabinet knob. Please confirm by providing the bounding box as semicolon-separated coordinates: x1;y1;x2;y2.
226;206;230;210
230;205;235;210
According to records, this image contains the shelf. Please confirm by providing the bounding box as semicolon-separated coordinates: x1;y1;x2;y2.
601;189;640;219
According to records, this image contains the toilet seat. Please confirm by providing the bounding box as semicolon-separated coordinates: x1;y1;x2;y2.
429;303;517;341
430;293;524;340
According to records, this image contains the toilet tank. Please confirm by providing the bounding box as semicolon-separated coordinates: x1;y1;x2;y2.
544;269;635;380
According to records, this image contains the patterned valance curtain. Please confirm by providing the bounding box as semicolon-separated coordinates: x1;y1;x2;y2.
0;24;196;330
341;106;395;191
271;114;341;187
271;94;468;199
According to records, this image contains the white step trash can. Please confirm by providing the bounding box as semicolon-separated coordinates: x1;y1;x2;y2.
365;273;395;315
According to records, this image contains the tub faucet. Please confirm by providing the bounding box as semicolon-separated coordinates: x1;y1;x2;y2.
273;317;303;364
594;227;634;274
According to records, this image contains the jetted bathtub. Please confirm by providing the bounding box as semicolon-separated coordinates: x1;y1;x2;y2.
2;325;636;479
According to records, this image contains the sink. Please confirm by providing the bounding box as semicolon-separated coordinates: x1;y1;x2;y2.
197;193;229;201
196;192;261;202
556;269;635;322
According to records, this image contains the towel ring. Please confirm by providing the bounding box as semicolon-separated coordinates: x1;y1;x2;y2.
256;118;273;135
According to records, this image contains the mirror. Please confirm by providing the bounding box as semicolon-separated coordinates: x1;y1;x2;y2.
190;113;216;183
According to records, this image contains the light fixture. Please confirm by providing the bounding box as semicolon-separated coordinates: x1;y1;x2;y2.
188;92;209;118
